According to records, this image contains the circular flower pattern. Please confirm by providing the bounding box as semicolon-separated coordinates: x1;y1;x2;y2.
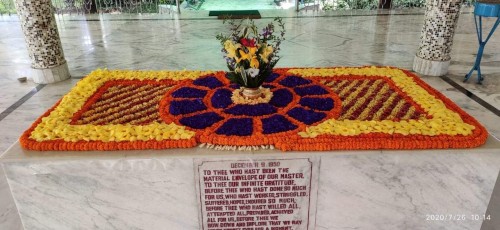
160;70;342;146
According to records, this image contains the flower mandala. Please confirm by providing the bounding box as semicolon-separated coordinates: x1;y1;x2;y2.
19;67;487;151
160;69;342;146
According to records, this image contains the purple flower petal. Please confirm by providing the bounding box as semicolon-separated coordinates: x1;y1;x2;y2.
193;76;224;89
264;73;280;83
216;118;253;136
294;85;329;96
299;97;334;111
279;76;312;87
269;88;293;108
179;112;223;129
169;99;207;115
171;87;207;98
224;104;277;116
287;107;326;125
262;115;297;134
211;89;233;109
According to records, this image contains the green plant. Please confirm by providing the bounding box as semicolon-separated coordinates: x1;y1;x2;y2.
334;0;378;10
320;0;428;10
322;1;335;11
0;0;16;14
392;0;425;8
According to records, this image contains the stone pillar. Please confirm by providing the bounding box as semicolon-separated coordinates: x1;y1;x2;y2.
14;0;70;84
413;0;462;76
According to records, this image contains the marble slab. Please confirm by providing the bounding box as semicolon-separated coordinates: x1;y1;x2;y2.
1;137;500;229
0;167;23;230
481;171;500;230
0;79;79;155
316;150;500;230
0;81;36;113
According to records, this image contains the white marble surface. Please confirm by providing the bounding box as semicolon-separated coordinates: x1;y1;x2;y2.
450;14;500;109
0;79;78;154
32;62;71;84
0;166;23;230
3;158;199;229
1;8;498;108
316;150;500;230
413;56;450;76
0;80;36;113
1;144;499;229
418;75;500;140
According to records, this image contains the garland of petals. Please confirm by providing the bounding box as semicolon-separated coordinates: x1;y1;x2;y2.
19;67;488;151
279;67;488;150
19;99;197;151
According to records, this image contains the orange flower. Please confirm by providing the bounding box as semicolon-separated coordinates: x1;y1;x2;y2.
19;67;487;151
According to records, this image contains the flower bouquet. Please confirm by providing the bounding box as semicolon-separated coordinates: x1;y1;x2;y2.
216;18;285;99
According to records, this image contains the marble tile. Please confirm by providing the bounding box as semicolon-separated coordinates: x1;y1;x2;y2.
1;10;498;152
481;171;500;230
1;12;425;78
0;79;79;155
0;17;39;113
2;9;496;84
0;80;37;113
418;75;500;140
1;147;499;229
449;14;500;110
0;166;23;230
316;151;500;230
3;158;200;229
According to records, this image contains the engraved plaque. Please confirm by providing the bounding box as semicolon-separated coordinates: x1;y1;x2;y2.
195;157;318;230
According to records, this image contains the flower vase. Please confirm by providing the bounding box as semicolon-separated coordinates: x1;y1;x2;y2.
241;87;262;99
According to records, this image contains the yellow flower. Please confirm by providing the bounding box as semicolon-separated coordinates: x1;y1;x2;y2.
289;67;475;138
259;44;274;63
237;47;259;68
250;57;259;69
237;50;249;63
237;47;253;61
224;40;240;59
29;69;205;142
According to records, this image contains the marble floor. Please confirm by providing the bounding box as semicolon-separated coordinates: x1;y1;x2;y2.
0;8;499;229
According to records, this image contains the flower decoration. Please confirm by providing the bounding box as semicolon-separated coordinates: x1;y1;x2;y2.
19;67;487;151
159;70;342;146
216;18;285;88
